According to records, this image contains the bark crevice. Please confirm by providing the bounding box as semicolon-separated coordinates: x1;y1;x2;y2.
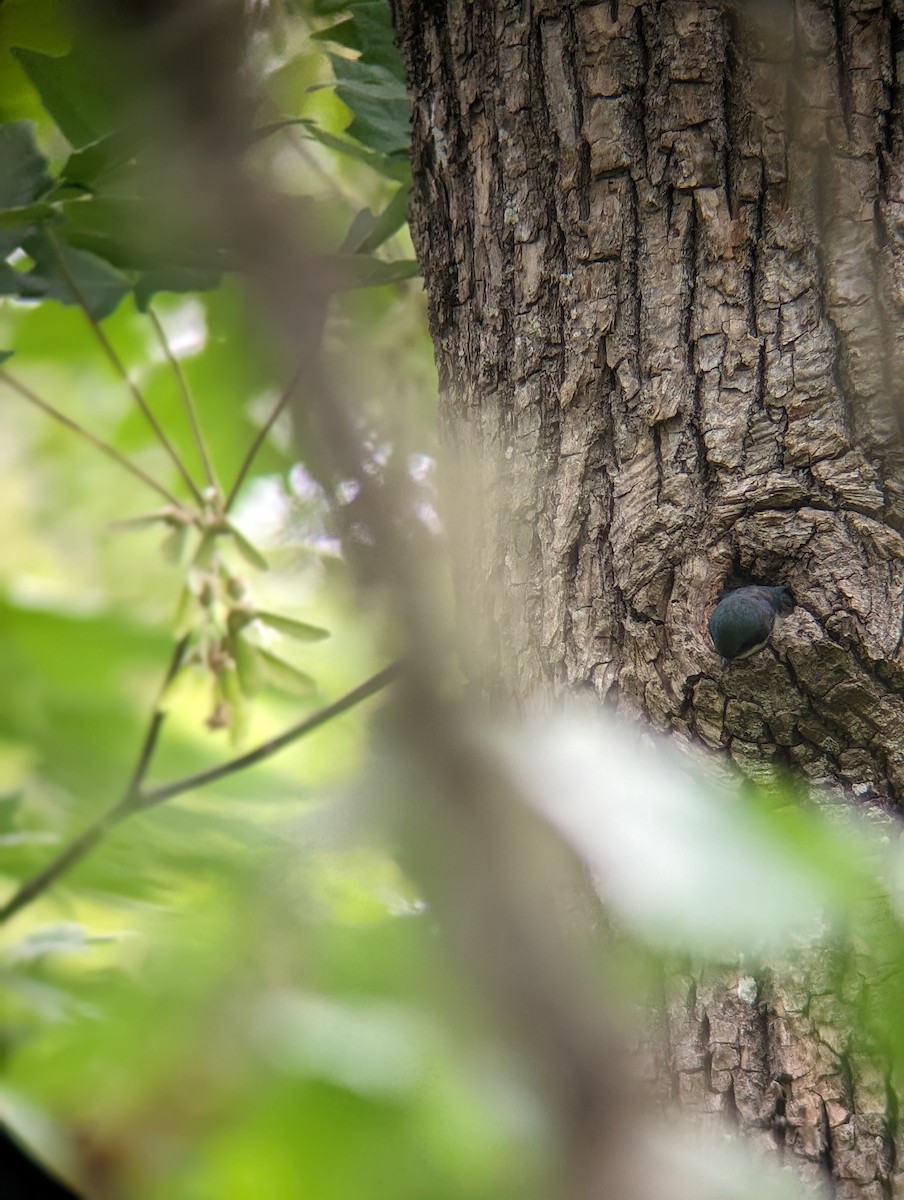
392;0;904;1193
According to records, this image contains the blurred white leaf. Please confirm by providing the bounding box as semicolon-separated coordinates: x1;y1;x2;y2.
252;990;436;1096
8;922;131;964
644;1121;832;1199
498;715;836;954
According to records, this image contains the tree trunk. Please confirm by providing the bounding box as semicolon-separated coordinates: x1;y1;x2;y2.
392;0;904;1195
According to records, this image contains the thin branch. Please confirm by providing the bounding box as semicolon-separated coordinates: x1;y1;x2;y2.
0;637;189;926
125;635;191;793
147;305;222;496
44;230;205;505
136;660;401;809
225;366;302;511
0;370;183;507
0;660;400;924
0;806;133;926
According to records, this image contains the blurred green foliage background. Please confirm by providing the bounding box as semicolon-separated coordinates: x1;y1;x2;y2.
3;4;904;1200
0;4;488;1196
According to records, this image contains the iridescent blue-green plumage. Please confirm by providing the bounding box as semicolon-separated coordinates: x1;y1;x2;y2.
708;585;795;660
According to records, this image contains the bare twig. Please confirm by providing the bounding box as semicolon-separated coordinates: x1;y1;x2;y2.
147;305;222;496
44;230;205;505
0;660;399;924
0;369;183;507
224;365;302;510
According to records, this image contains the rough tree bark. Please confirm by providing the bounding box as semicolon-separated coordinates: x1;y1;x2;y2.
392;1;904;1196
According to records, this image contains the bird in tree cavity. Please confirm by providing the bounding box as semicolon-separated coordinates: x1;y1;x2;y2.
708;585;795;661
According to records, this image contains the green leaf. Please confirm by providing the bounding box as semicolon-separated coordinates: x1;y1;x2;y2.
225;521;270;571
327;54;410;157
354;185;410;255
59;131;135;190
134;266;222;311
233;632;265;697
340;206;379;255
219;662;250;746
255;612;331;642
312;0;355;14
0;200;59;229
56;196;152;266
258;647;317;696
322;254;419;290
11;41;117;149
0;120;53;209
172;586;197;638
315;3;406;80
340;186;410;256
55;197;227;292
311;17;360;53
6;232;132;319
0;350;14;365
0;599;168;804
298;119;408;180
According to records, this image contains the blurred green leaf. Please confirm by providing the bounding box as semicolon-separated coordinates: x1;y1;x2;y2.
341;184;411;255
0;200;59;229
225;521;270;571
0;597;167;805
5;232;131;318
59;132;135;190
315;4;405;78
298;119;409;180
233;633;265;697
255;612;331;642
133;266;221;311
324;253;419;290
10;40;118;149
0;120;52;209
258;647;317;696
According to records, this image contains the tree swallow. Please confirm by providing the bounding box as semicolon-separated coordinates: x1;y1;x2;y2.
708;585;795;660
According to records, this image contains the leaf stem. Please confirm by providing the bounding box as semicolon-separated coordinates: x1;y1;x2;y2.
225;366;302;511
0;370;183;507
44;230;205;505
0;660;399;924
147;305;221;496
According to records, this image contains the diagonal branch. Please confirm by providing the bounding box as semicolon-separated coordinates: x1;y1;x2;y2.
0;660;400;925
44;230;205;505
0;369;183;507
225;365;302;511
